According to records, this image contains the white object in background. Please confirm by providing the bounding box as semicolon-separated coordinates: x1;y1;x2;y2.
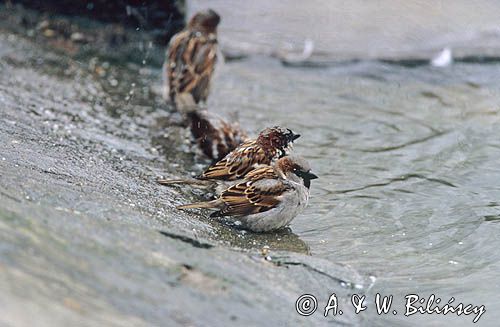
279;39;315;62
431;47;453;67
301;39;315;60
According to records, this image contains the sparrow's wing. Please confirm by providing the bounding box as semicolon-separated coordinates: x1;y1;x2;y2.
188;111;247;161
243;165;276;181
219;120;248;157
213;171;291;217
200;140;269;180
166;31;188;98
167;31;217;103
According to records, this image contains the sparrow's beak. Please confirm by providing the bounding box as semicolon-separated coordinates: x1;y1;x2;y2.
286;129;301;142
295;170;319;181
296;170;318;189
304;171;318;180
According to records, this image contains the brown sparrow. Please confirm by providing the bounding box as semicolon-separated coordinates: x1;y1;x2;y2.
163;9;220;110
199;126;300;180
177;155;318;232
187;110;248;161
157;126;300;187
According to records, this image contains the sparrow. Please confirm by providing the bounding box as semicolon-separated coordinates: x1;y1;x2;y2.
199;126;300;180
177;155;318;232
157;126;300;187
163;9;220;110
187;110;248;161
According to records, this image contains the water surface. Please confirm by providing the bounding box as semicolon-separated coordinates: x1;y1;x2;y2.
206;55;500;325
183;2;500;324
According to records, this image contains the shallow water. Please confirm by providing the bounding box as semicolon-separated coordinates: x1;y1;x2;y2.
2;2;500;326
206;56;500;325
182;2;500;324
211;58;500;324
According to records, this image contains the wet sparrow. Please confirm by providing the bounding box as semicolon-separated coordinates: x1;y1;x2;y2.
163;9;220;110
187;110;248;161
157;126;300;187
177;155;318;232
198;126;300;180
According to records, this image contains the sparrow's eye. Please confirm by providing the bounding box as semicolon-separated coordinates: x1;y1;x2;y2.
272;137;282;145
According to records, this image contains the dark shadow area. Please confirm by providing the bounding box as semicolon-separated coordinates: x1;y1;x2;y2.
2;0;184;44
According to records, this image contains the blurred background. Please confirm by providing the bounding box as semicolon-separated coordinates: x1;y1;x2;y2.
190;0;500;60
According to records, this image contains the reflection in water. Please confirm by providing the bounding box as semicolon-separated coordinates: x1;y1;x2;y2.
215;224;310;254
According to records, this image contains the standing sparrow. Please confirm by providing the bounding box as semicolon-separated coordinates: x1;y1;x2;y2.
177;155;318;232
163;9;220;110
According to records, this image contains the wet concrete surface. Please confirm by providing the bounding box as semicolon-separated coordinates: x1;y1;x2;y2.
0;5;370;327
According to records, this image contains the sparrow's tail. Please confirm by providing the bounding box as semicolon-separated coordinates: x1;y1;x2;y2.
177;199;222;210
156;178;210;186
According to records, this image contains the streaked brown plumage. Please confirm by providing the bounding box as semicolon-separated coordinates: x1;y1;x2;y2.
199;126;300;181
206;165;288;216
188;110;247;161
156;126;300;188
164;9;220;109
176;164;285;216
177;156;318;232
